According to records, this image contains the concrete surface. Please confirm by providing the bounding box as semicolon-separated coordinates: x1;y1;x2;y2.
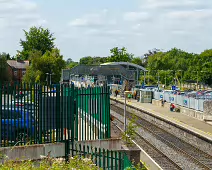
0;143;65;161
204;101;212;121
152;99;204;121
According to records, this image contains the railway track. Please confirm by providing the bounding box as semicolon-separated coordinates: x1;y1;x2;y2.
112;118;183;170
111;104;212;170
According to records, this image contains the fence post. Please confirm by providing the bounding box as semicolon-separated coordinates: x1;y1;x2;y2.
65;139;70;162
115;151;118;170
0;81;2;146
103;148;106;170
111;150;113;169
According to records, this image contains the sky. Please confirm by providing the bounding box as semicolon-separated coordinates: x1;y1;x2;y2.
0;0;212;61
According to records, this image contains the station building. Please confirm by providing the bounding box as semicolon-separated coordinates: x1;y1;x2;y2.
61;62;147;87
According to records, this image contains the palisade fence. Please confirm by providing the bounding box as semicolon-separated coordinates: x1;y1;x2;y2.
153;91;205;111
0;82;111;146
65;142;133;170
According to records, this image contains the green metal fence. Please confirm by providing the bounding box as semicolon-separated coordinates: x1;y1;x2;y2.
0;82;110;146
65;142;133;170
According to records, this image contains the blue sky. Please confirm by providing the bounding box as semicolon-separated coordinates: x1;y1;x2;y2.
0;0;212;61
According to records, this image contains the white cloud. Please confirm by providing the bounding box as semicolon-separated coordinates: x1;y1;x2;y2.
69;9;116;27
168;9;212;20
141;0;207;10
0;0;37;12
123;12;150;21
0;0;46;29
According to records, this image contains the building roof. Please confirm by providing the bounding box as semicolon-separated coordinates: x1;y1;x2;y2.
70;65;135;80
7;60;29;69
101;62;147;71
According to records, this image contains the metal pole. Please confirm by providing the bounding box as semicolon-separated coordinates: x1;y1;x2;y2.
137;69;139;85
144;71;146;85
50;74;52;85
180;71;182;90
46;73;49;86
124;92;126;132
165;71;166;88
148;71;149;85
157;71;160;87
197;71;198;90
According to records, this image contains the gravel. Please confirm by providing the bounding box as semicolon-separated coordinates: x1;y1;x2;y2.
111;110;205;170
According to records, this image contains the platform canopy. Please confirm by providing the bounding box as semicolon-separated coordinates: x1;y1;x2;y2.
101;62;147;72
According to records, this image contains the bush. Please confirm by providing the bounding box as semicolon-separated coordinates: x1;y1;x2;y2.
0;156;101;170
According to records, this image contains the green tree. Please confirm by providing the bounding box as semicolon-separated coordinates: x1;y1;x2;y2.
107;47;133;62
0;54;11;81
198;49;212;85
79;56;94;65
131;57;143;66
19;26;55;60
23;49;66;84
68;62;78;69
0;52;11;60
79;56;107;65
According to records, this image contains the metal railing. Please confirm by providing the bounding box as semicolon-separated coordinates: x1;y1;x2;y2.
153;91;205;112
0;82;111;147
65;142;133;170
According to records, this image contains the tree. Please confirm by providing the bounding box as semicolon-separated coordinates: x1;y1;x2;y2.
0;52;11;60
68;62;78;69
79;56;94;65
131;57;144;66
19;26;55;60
107;47;133;62
66;58;78;69
22;49;66;84
142;48;161;67
0;54;11;81
66;58;73;65
79;56;107;65
198;49;212;85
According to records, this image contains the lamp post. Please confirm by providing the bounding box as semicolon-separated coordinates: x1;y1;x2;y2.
49;73;54;85
157;70;160;88
46;73;49;86
46;72;54;85
192;71;199;90
166;70;174;88
124;91;132;132
177;70;183;90
147;70;149;85
144;71;146;86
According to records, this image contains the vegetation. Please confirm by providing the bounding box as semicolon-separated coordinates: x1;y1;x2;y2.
0;25;211;86
146;48;212;86
22;49;66;84
0;53;12;82
122;114;137;147
19;27;55;60
0;156;100;170
76;47;212;86
16;27;66;84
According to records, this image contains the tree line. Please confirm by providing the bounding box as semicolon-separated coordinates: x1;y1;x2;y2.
67;47;212;86
0;26;211;86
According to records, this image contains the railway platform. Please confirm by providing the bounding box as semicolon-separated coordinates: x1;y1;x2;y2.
110;96;212;141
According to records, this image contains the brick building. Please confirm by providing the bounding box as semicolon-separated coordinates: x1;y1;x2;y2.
7;60;29;82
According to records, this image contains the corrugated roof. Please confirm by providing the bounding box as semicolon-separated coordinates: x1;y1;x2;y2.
7;60;29;69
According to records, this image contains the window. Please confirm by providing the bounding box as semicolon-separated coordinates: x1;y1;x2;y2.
14;71;17;76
